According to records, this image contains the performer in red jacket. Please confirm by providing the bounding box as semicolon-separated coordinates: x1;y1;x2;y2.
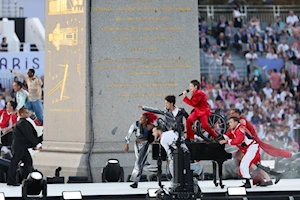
219;116;260;188
230;108;291;158
230;108;291;186
182;80;218;140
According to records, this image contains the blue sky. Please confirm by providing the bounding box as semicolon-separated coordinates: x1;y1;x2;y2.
20;0;45;23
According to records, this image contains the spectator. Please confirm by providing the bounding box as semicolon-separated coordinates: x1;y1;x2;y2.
273;16;285;37
262;82;273;99
213;52;222;67
217;74;226;89
200;75;207;89
204;48;214;65
291;72;299;92
249;16;261;33
241;28;251;44
199;20;209;35
266;47;278;59
210;43;221;54
228;64;240;82
225;21;235;43
234;28;243;52
216;16;228;36
291;22;300;37
245;48;258;78
277;38;289;55
246;37;256;52
222;50;232;66
256;36;266;56
217;32;228;51
286;10;299;29
270;69;281;91
0;37;8;52
199;34;210;51
233;6;243;28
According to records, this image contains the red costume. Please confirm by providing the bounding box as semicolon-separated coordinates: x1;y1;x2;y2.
239;116;291;158
183;89;218;140
0;109;17;129
0;109;17;146
225;123;260;179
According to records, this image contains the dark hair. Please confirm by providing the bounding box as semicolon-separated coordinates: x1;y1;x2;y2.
229;116;240;123
155;124;166;132
8;101;17;110
165;95;176;105
29;69;35;75
14;81;22;87
231;108;242;115
190;80;200;89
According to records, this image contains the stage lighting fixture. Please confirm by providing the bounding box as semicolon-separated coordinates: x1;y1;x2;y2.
147;188;159;198
62;191;82;200
0;192;5;200
102;158;124;182
22;170;47;200
227;186;247;196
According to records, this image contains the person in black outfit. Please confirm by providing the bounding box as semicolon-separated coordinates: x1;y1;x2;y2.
7;107;42;186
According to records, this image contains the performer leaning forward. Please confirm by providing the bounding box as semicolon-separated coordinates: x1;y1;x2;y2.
124;112;158;188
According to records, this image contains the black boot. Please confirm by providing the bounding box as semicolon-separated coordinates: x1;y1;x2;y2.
130;182;138;188
275;173;283;184
241;179;251;188
259;180;273;187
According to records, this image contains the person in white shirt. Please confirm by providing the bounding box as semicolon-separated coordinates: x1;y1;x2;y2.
286;10;299;28
266;47;278;59
235;97;244;111
152;126;203;184
277;39;289;54
250;91;262;107
262;82;273;99
245;49;258;77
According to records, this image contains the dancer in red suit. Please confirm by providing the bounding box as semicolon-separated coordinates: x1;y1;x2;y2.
182;80;218;140
219;116;260;188
230;108;291;186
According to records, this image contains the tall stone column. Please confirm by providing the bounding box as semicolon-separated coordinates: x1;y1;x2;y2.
35;0;200;182
33;0;91;179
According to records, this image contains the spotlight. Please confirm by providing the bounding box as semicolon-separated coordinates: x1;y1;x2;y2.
102;159;124;182
62;191;82;200
147;188;159;198
0;192;4;200
22;170;47;200
227;186;247;196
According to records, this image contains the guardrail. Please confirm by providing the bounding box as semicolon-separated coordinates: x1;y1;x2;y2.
199;5;300;28
0;4;24;17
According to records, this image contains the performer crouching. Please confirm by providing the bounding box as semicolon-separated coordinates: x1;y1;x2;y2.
219;116;260;188
124;112;158;188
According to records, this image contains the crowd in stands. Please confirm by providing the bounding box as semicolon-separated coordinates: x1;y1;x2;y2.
199;8;300;158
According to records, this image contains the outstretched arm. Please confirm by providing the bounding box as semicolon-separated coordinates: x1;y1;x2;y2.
138;105;165;115
10;70;27;81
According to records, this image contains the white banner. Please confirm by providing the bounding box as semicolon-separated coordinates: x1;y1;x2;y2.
0;52;44;88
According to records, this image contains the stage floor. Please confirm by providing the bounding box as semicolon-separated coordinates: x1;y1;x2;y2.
1;178;300;199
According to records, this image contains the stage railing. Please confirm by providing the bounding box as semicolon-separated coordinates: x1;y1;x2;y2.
199;5;300;30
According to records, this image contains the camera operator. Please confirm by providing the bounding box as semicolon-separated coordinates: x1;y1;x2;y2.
152;125;203;186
